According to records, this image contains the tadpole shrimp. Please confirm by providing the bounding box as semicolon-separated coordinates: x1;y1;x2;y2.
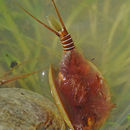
1;0;114;129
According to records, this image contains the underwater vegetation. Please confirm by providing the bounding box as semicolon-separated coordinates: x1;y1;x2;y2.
0;0;130;129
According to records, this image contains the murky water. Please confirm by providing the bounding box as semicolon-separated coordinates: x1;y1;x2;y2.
0;0;130;129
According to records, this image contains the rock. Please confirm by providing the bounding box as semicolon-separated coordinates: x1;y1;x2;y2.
0;88;65;130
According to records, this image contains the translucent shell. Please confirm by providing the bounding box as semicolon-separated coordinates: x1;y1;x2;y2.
49;49;114;130
49;65;74;129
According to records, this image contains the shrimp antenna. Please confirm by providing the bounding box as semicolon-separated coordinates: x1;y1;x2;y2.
0;67;45;85
51;0;66;31
16;3;59;36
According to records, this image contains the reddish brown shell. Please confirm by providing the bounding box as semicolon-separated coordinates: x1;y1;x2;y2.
49;49;114;130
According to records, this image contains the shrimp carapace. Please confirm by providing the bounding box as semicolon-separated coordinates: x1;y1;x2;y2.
50;50;114;130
